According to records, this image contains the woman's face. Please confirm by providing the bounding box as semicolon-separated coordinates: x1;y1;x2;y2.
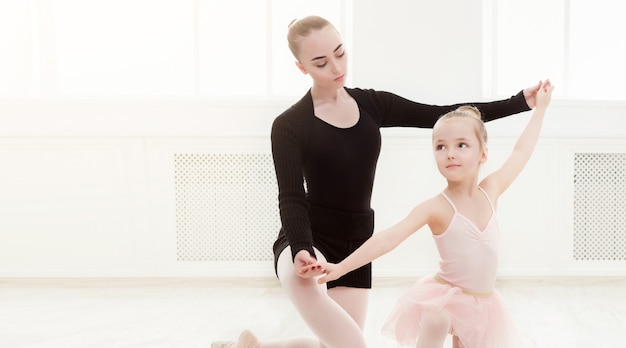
295;25;347;90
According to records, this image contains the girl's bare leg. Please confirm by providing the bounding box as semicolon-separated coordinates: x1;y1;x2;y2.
415;310;451;348
256;247;368;348
452;335;464;348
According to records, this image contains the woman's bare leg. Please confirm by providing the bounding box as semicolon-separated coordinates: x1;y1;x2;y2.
255;247;367;348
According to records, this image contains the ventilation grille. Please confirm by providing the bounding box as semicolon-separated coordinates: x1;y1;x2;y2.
573;153;626;261
174;153;279;262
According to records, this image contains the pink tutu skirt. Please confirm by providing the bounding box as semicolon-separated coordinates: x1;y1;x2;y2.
381;276;523;348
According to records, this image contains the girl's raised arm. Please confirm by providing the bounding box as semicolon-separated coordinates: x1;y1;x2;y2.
481;80;554;197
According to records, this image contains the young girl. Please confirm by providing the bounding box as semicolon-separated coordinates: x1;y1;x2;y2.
316;80;554;348
212;14;544;348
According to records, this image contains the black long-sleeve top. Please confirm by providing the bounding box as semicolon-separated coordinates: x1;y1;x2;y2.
271;87;530;263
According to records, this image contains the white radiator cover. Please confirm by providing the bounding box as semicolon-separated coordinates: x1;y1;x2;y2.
573;153;626;261
174;153;278;262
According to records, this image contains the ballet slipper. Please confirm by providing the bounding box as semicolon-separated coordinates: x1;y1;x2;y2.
210;340;235;348
211;330;259;348
236;330;260;348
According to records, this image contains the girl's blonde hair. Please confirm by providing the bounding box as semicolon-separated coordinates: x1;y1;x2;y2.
287;15;336;60
434;105;488;150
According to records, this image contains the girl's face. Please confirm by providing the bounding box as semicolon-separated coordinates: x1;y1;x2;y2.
432;118;487;182
295;25;347;90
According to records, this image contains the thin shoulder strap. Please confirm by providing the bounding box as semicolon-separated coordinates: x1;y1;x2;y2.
477;186;496;213
440;192;458;213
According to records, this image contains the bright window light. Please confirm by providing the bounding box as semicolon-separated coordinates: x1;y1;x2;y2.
0;2;32;97
0;0;349;98
492;0;626;100
568;0;626;100
197;0;267;96
54;0;194;96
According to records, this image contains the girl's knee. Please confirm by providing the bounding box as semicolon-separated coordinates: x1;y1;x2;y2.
421;310;451;334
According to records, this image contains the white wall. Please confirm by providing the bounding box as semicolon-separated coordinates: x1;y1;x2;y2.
1;0;625;278
352;0;485;103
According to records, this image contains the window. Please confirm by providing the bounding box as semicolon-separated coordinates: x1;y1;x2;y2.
54;0;195;96
0;0;350;98
0;1;38;97
488;0;626;100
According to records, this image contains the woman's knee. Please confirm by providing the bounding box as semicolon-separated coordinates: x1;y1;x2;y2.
276;248;367;348
277;247;327;298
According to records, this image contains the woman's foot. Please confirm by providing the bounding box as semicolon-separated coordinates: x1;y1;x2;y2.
211;330;259;348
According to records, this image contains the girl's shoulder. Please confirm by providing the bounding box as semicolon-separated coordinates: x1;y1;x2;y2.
477;182;500;209
423;194;455;235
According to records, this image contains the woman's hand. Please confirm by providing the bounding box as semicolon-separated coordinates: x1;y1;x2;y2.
523;80;543;108
294;249;324;279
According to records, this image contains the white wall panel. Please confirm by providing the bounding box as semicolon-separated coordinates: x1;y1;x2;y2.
0;132;625;277
0;138;153;276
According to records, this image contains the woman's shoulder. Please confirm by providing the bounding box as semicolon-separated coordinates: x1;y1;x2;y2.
347;87;405;110
346;87;400;125
273;91;313;122
271;92;316;140
346;86;381;99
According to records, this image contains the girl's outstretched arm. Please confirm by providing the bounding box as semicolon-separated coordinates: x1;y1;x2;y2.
317;198;436;284
481;80;554;197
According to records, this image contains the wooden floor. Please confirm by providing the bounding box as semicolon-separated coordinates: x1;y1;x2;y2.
1;277;625;347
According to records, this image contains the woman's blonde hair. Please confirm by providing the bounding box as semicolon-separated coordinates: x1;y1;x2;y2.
287;15;336;60
434;105;488;149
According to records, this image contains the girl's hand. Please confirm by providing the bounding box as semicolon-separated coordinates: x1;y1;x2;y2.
317;262;344;284
535;80;554;109
523;80;543;108
294;250;324;279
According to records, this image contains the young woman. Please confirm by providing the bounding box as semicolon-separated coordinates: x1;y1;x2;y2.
212;15;542;348
317;81;554;347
